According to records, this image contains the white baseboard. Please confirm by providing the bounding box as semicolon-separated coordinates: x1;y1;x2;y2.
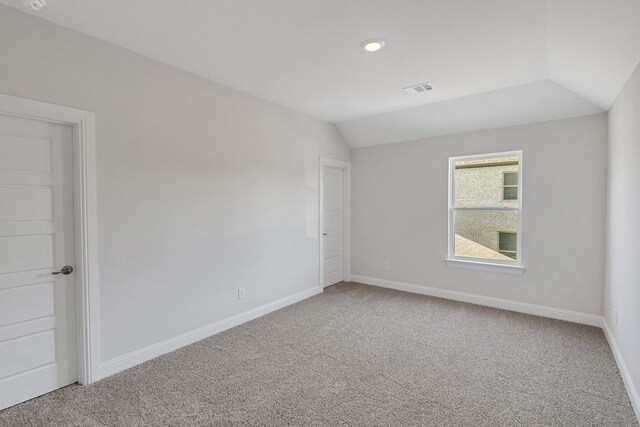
602;321;640;422
100;287;321;379
350;275;603;327
98;277;638;424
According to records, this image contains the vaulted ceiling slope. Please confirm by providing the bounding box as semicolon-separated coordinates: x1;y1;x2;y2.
337;80;604;148
2;0;639;147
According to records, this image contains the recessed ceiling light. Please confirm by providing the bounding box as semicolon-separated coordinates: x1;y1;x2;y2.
23;0;46;11
362;39;385;53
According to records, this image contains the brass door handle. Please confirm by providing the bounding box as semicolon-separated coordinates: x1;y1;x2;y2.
52;265;74;275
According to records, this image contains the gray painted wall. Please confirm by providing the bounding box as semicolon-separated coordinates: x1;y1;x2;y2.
351;114;607;315
0;5;350;363
605;61;640;411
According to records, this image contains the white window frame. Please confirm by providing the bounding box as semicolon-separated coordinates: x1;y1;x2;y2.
446;150;524;275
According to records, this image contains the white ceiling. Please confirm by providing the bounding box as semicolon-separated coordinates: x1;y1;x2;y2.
2;0;640;147
338;80;604;148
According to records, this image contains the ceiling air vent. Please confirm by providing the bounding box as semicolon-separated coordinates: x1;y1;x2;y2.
403;82;433;94
23;0;46;10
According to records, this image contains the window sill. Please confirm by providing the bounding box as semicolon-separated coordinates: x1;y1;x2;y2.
445;258;524;275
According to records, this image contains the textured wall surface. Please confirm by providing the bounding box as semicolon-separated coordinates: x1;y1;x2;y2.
455;211;518;254
455;163;519;208
454;163;518;253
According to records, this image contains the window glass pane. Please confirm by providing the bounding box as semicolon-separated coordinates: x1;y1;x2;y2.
503;172;518;186
499;232;517;251
454;210;518;261
454;156;519;208
499;231;517;259
503;187;518;200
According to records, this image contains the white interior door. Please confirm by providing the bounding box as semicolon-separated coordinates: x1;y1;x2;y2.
323;166;344;287
0;114;77;410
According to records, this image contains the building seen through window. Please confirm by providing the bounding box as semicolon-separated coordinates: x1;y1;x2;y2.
449;152;522;263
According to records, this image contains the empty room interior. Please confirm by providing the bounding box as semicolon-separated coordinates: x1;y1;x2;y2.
0;0;639;425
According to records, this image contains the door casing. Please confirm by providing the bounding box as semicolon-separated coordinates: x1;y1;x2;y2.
0;93;100;385
319;157;351;291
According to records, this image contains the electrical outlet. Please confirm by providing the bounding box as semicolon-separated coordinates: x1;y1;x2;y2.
238;287;246;300
384;262;390;271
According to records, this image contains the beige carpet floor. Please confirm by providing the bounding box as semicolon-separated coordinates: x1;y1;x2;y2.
0;282;637;426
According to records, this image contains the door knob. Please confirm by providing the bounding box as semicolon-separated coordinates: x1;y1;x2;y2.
323;233;328;236
52;265;74;275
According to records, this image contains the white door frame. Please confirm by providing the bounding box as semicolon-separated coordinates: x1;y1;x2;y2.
0;93;100;385
319;157;351;290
